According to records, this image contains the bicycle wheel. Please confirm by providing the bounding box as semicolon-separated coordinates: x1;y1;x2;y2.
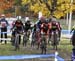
23;34;28;46
11;36;15;46
14;34;20;50
40;34;47;54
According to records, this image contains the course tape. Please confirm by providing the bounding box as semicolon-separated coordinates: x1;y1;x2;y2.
0;54;64;61
0;38;11;40
0;32;12;34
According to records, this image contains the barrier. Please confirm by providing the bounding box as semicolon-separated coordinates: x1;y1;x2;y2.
0;54;64;61
0;30;72;40
0;30;72;34
61;30;71;34
0;38;11;40
0;32;12;34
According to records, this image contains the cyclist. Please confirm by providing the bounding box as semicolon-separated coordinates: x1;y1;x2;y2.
24;20;32;38
50;16;61;46
40;19;49;54
31;24;37;47
11;19;24;45
57;21;62;41
51;16;58;31
70;25;75;61
70;25;75;47
31;24;40;48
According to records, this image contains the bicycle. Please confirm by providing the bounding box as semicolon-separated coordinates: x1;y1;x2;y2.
15;32;20;50
40;32;47;54
51;30;59;50
23;32;28;47
31;32;36;47
11;30;23;51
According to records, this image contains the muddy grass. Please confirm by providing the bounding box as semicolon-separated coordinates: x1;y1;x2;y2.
0;39;73;61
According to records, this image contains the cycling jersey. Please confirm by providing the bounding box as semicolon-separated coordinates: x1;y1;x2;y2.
51;21;58;31
12;20;24;31
25;21;31;31
41;23;49;35
37;20;42;30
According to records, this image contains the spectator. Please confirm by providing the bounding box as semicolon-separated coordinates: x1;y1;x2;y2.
0;14;9;44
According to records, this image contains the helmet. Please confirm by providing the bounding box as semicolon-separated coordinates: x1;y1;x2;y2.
25;17;29;22
40;16;45;21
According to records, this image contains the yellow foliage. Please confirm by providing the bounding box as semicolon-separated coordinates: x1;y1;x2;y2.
53;10;65;19
0;0;13;13
57;0;64;4
72;5;75;11
31;3;40;13
22;0;75;19
64;0;70;3
22;0;30;5
61;4;65;11
65;3;70;9
57;0;70;4
47;0;51;6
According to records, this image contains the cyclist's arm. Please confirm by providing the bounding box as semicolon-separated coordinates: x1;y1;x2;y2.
5;20;9;26
11;21;16;30
71;25;75;33
70;28;74;33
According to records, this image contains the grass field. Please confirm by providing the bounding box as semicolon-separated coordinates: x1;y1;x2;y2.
0;38;73;61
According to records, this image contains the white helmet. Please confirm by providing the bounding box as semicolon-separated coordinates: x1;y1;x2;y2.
25;17;29;22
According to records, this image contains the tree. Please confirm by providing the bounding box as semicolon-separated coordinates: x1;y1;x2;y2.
22;0;75;19
14;0;28;17
0;0;14;14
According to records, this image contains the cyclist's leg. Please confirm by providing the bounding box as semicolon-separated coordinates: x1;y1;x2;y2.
48;30;51;44
44;36;47;54
41;46;44;54
1;32;3;43
1;28;4;43
24;36;28;47
58;30;61;41
44;46;46;54
4;27;7;44
31;32;35;47
5;33;7;44
23;35;25;46
19;35;21;45
54;30;58;50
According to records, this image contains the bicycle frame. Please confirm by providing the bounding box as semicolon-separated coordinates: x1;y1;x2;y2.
14;31;22;51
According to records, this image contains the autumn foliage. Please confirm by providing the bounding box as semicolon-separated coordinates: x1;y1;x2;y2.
22;0;75;19
0;0;14;14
